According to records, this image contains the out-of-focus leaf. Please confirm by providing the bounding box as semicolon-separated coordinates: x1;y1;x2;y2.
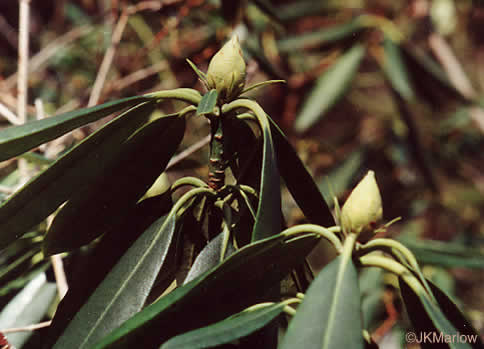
43;193;173;349
0;273;57;348
278;18;364;52
381;37;415;101
269;117;334;227
401;44;468;104
43;114;185;255
53;213;177;349
0;102;156;250
280;256;363;349
399;278;472;349
92;232;320;348
295;44;365;133
0;248;40;286
160;302;285;349
318;149;364;206
0;95;147;162
183;232;236;285
250;0;282;23
277;1;333;21
398;236;484;269
196;90;218;116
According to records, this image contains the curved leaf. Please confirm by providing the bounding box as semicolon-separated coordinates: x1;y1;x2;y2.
269;117;334;227
43;193;173;349
0;95;148;162
280;256;363;349
160;303;285;349
295;44;365;133
53;213;178;349
0;102;156;250
399;278;473;349
44;114;186;254
92;232;320;348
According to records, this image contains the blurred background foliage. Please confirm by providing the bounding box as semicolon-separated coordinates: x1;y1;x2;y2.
0;0;483;347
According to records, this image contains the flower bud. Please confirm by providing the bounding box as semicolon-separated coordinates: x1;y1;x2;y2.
206;35;246;103
341;170;383;241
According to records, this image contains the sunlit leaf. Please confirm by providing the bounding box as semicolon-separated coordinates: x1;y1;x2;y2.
53;214;177;349
92;232;319;348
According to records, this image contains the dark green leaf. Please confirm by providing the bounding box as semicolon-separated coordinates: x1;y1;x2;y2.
43;193;173;349
196;90;218;115
0;102;155;250
280;256;363;349
278;18;364;52
269;117;334;227
428;280;484;348
160;303;285;349
295;44;365;133
53;213;178;349
43;114;186;255
92;232;320;348
381;37;415;102
399;278;473;349
0;95;147;162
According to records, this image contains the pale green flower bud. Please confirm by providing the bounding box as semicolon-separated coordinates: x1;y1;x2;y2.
206;35;246;103
341;170;383;241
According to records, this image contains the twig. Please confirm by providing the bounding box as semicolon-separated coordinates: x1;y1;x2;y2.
46;216;69;300
166;135;210;170
88;10;129;107
0;320;52;334
109;61;167;92
17;0;31;184
1;25;93;91
0;101;21;125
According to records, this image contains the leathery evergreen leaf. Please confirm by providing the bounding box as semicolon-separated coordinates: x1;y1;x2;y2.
0;102;156;250
183;231;236;285
428;280;484;348
381;36;416;101
0;95;147;162
43;193;173;349
53;214;177;349
399;278;473;349
43;114;186;255
92;232;320;348
196;90;218;116
222;101;281;241
269;116;334;227
160;303;285;349
280;256;363;349
295;44;365;133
